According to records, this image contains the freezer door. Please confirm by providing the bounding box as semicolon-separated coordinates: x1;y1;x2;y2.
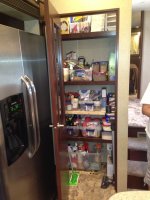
19;31;52;127
0;25;23;101
0;24;24;200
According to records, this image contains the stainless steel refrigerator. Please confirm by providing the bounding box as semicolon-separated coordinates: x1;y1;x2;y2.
0;24;56;200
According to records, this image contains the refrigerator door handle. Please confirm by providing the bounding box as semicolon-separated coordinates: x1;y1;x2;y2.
21;76;37;158
24;75;40;151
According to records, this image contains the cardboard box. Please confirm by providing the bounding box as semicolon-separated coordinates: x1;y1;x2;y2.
91;14;105;32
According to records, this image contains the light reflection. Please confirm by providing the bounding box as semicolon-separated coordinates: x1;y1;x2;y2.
0;58;46;63
130;32;140;54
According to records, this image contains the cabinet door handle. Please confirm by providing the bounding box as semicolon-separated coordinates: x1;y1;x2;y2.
49;124;53;127
57;123;64;127
49;124;57;129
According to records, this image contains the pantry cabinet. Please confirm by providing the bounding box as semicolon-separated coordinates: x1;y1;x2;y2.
60;9;119;189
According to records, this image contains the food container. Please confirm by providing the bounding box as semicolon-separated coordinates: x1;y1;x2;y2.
92;62;100;72
85;128;100;137
69;152;101;171
66;104;72;110
66;126;80;136
78;56;85;66
100;61;108;73
85;102;94;111
63;68;69;82
79;101;86;110
82;120;101;137
94;101;101;110
79;101;95;111
70;69;92;81
71;98;79;109
93;71;107;81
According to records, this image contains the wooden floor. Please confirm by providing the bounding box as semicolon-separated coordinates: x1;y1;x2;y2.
62;169;116;200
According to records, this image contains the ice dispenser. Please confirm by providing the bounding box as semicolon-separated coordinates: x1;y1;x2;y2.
0;93;28;166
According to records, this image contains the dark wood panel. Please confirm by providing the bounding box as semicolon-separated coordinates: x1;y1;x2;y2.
128;126;145;137
60;8;119;17
64;80;116;85
0;12;24;30
128;175;148;190
128;149;147;161
130;55;140;68
130;11;144;99
62;31;116;41
65;135;112;143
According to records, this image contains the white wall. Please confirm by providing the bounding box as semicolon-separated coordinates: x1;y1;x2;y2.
141;11;150;97
49;0;132;192
132;11;141;28
62;38;116;63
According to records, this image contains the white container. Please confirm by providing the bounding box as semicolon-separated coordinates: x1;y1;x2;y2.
71;98;79;109
85;102;94;111
94;101;101;110
63;68;69;82
66;104;72;110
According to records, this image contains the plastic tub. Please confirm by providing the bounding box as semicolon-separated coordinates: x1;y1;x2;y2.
66;126;80;136
85;102;94;111
69;152;102;171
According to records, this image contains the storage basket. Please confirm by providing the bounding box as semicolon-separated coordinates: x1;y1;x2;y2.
79;100;94;111
82;127;101;137
69;152;102;171
93;71;107;81
66;126;80;137
70;69;92;81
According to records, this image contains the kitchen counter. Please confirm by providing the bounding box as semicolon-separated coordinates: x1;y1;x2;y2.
109;191;150;200
128;99;148;127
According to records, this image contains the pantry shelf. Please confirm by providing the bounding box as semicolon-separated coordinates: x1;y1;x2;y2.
61;31;116;41
65;109;106;115
64;81;116;85
61;9;119;191
65;135;112;143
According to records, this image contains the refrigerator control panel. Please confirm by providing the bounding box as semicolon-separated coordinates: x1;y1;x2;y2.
0;93;28;166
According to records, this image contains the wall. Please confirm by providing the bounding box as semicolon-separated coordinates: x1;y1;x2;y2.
62;38;116;62
141;11;150;97
132;11;141;28
49;0;132;192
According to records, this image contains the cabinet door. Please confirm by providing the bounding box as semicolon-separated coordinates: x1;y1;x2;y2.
44;1;69;200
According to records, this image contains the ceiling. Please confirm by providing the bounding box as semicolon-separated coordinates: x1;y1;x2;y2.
132;0;150;11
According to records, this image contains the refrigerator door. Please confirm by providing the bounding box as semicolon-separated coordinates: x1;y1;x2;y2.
19;30;56;199
0;25;56;200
